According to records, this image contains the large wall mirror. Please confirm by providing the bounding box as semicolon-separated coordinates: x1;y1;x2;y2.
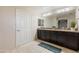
40;7;77;30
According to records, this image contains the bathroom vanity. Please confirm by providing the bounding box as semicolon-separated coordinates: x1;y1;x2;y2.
37;28;79;51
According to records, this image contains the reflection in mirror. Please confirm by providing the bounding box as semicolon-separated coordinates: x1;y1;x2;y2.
58;19;67;29
41;7;77;30
38;18;44;29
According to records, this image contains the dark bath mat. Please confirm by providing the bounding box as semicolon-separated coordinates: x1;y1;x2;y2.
38;42;62;53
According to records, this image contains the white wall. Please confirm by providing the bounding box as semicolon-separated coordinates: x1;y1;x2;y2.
44;18;52;28
44;17;57;28
0;7;16;51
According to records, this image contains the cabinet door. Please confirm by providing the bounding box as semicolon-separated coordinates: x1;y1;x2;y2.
56;32;66;43
50;31;66;45
37;30;41;39
37;30;50;42
41;30;50;42
50;31;57;41
64;32;79;50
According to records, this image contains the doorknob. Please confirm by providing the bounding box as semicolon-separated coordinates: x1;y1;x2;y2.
16;29;20;32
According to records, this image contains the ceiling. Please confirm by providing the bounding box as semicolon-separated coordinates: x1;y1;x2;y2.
16;6;76;16
16;6;67;14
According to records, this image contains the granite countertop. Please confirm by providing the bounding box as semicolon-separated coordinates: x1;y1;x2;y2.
37;28;79;33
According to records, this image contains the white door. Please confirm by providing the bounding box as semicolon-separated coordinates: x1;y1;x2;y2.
16;9;32;46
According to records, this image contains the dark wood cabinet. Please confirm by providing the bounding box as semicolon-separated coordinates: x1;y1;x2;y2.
37;30;51;42
37;29;79;51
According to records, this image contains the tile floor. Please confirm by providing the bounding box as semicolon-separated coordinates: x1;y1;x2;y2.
7;40;77;53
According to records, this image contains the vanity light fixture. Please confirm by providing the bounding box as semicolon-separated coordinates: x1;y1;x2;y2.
42;12;52;17
56;7;75;14
42;7;75;17
56;9;65;13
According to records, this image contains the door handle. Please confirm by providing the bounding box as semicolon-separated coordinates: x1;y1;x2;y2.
16;29;20;32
